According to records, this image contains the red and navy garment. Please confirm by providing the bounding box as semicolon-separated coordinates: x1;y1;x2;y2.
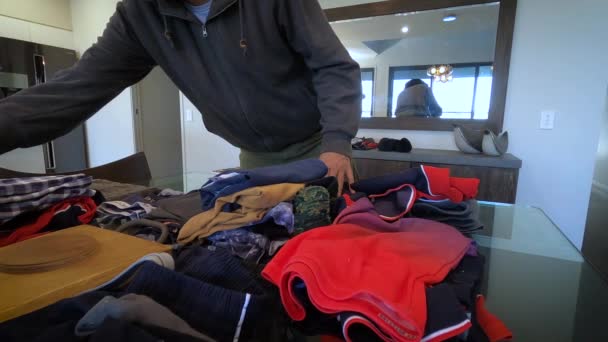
349;165;480;221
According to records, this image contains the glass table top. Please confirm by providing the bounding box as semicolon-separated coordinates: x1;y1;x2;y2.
150;173;608;341
473;203;608;342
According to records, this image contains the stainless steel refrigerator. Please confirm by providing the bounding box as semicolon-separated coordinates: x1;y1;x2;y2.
0;36;87;173
582;89;608;278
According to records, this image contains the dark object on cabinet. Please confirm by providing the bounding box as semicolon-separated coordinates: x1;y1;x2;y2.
0;37;86;173
0;153;152;187
353;149;522;203
378;138;413;153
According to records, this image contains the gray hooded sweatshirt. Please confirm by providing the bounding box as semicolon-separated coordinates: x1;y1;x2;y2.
395;83;442;118
0;0;361;157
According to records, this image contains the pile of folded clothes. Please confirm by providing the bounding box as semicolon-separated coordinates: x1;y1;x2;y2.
260;165;510;342
0;174;102;247
264;203;476;341
0;162;511;342
0;175;191;246
175;159;335;263
78;159;336;253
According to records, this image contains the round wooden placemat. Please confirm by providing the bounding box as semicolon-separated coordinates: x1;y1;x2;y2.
0;233;99;274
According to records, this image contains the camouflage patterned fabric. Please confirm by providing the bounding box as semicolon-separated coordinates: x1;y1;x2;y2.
293;186;331;235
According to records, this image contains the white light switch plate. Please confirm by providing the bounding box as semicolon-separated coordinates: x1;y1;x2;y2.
185;109;193;122
540;111;555;130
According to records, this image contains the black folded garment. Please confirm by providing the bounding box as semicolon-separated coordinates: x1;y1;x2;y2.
410;199;484;233
378;138;413;153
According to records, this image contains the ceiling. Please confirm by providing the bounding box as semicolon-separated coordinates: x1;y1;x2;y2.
329;3;499;42
328;3;499;62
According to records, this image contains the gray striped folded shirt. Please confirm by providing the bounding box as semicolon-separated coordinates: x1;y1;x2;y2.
0;174;95;223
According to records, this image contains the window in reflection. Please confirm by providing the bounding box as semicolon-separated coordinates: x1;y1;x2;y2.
389;63;493;119
474;66;494;120
361;68;375;118
433;67;476;119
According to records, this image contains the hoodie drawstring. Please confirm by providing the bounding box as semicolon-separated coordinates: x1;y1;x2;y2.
238;0;248;56
161;2;176;48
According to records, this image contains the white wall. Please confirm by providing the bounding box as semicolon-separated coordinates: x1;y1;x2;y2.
180;93;240;190
84;91;136;167
501;0;607;249
70;0;136;167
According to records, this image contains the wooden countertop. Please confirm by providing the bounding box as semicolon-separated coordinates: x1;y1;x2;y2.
353;149;522;169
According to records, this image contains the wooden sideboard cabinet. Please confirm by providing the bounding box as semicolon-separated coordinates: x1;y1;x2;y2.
353;149;522;204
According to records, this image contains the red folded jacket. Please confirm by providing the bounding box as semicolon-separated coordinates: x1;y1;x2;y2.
262;221;471;342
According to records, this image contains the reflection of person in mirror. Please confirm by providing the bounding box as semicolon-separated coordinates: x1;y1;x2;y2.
394;79;442;117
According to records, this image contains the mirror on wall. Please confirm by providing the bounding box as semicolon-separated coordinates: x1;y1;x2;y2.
329;2;501;121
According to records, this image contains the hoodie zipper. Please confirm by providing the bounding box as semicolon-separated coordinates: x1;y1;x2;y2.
199;0;237;38
192;0;267;147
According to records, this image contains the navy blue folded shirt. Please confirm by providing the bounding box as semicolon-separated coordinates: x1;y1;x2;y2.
200;159;328;210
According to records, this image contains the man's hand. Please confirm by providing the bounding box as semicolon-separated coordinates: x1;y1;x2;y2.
320;152;354;195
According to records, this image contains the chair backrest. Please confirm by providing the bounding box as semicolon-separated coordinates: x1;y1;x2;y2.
0;152;152;186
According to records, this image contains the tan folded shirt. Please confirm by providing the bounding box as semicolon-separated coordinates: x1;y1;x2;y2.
177;183;304;244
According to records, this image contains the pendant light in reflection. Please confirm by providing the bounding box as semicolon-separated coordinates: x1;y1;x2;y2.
427;64;453;83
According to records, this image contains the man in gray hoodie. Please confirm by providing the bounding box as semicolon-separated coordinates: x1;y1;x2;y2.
0;0;361;189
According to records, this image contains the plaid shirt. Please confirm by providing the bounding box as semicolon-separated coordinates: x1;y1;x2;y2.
0;174;95;224
0;174;93;204
0;174;92;197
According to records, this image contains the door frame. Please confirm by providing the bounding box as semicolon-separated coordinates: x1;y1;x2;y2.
131;85;145;153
